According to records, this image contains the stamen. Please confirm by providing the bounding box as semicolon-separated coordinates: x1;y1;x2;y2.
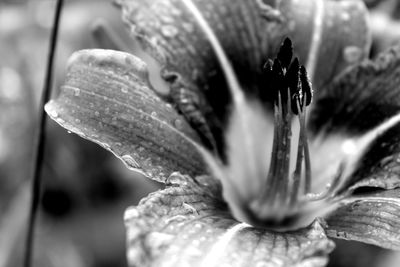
255;39;320;225
290;99;305;205
268;92;292;205
299;96;312;194
264;103;281;201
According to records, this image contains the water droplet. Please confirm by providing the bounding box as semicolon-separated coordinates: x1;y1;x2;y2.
174;119;184;130
55;118;65;124
75;118;81;123
121;87;128;93
94;111;100;116
151;111;157;117
343;46;362;64
161;25;179;38
182;22;194;33
166;173;187;185
121;154;140;169
341;13;350;21
73;88;80;96
48;109;58;118
125;208;139;220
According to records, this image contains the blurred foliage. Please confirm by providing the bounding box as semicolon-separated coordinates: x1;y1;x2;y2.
367;0;400;57
0;1;161;267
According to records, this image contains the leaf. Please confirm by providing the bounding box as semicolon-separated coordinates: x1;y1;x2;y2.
125;173;335;267
45;49;205;182
326;188;400;250
309;45;400;190
117;0;369;153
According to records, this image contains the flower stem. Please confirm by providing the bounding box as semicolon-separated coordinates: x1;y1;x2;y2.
23;1;63;267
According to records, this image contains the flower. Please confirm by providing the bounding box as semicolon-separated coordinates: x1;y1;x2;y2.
45;0;400;266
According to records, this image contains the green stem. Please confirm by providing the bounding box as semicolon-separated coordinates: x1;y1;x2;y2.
23;1;63;267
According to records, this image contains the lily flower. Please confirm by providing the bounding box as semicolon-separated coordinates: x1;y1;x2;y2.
45;0;400;266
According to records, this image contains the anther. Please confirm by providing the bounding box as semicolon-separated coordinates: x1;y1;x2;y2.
300;65;313;107
277;37;293;70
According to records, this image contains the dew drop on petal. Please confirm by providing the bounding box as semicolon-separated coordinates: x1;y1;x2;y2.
343;46;362;63
121;87;128;93
55;118;65;124
341;12;350;21
48;109;58;118
161;25;179;37
174;119;184;131
73;88;80;96
166;173;188;185
121;154;141;169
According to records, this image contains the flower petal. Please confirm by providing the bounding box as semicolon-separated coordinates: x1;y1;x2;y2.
117;0;369;151
45;49;205;182
310;45;400;190
125;173;335;267
326;189;400;250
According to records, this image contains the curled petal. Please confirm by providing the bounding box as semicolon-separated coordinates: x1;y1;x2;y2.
310;45;400;190
45;49;205;182
311;45;400;134
326;189;400;250
125;173;334;267
117;0;369;152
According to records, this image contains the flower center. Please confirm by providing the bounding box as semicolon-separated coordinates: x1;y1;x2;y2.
179;0;348;230
247;39;343;230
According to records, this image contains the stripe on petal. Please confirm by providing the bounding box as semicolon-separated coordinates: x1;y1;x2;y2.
327;189;400;250
117;0;369;154
45;49;205;182
125;173;334;267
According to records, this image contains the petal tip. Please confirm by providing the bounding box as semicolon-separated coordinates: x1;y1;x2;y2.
66;49;149;78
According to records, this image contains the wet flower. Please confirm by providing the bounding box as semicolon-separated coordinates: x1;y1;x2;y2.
45;0;400;266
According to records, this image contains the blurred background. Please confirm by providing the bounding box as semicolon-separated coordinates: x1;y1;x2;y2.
1;0;400;267
0;0;163;266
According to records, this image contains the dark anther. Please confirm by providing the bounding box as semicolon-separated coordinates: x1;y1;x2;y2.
262;37;313;114
300;66;312;106
277;37;293;70
286;57;300;96
271;58;285;104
